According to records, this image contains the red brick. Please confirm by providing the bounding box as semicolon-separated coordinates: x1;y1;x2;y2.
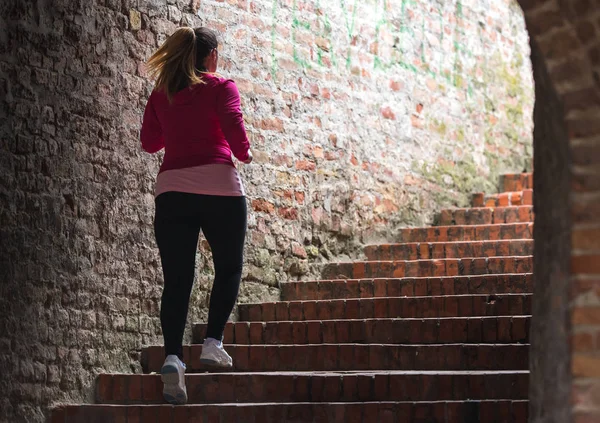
316;300;332;320
248;322;263;344
96;374;113;402
140;406;158;422
307;322;323;344
112;374;128;402
128;374;142;402
275;302;289;320
126;407;141;423
468;318;483;342
247;304;262;321
303;301;318;320
141;376;161;402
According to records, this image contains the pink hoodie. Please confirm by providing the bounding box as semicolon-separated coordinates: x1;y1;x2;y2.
141;74;250;174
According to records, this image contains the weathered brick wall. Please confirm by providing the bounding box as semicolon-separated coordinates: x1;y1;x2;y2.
518;0;600;421
0;0;532;421
528;36;572;422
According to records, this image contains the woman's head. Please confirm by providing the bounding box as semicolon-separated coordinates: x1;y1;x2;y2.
194;27;219;72
146;27;220;100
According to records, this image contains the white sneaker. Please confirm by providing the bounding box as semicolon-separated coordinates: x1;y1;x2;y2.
200;338;233;368
160;355;188;405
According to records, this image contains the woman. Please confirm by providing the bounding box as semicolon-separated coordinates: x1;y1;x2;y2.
140;27;252;405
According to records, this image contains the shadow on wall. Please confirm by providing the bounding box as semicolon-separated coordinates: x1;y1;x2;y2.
528;36;572;423
0;1;163;421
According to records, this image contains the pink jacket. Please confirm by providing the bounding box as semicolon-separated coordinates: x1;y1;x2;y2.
141;74;250;173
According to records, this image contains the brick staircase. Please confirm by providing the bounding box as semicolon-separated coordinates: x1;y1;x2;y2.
51;172;534;422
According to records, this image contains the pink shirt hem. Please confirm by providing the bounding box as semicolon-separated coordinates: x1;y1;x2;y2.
155;164;245;198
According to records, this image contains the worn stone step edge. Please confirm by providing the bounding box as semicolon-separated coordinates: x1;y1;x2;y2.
437;206;534;226
280;273;533;301
142;343;530;373
95;371;530;404
192;316;531;345
363;239;533;261
321;256;533;280
394;223;533;243
235;293;533;322
50;400;529;423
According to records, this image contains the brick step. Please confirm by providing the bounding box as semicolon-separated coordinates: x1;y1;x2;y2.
232;293;532;322
142;343;529;373
472;190;533;208
501;173;533;192
192;316;530;345
95;371;529;404
51;400;529;423
321;256;532;280
437;206;534;226
395;223;533;243
364;240;532;261
281;274;533;301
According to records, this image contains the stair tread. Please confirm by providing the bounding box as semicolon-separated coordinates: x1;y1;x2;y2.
333;255;533;263
402;222;531;230
58;400;530;405
103;370;530;376
322;256;533;279
240;292;533;307
142;343;530;373
366;239;533;247
282;273;534;283
280;273;534;300
147;342;531;348
441;205;533;210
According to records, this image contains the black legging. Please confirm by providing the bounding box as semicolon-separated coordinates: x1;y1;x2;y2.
154;191;247;359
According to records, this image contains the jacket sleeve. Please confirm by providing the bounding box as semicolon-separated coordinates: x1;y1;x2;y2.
140;94;165;154
216;80;250;162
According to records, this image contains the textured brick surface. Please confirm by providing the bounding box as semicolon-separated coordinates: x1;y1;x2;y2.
364;240;533;261
0;0;535;418
322;256;533;279
7;0;600;417
94;371;529;404
437;206;534;226
52;165;537;420
191;316;531;345
472;190;534;208
394;223;534;243
280;274;534;300
52;401;530;423
526;34;574;422
234;294;532;322
501;173;533;192
142;343;529;372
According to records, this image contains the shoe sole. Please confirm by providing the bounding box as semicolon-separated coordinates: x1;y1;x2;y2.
200;357;233;368
161;364;187;405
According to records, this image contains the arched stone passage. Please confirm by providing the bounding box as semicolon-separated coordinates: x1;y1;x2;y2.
2;0;599;421
519;0;600;421
529;36;572;422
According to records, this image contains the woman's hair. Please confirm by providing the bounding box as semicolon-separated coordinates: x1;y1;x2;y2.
146;27;219;101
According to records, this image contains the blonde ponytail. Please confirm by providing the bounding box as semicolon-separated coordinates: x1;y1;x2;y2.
146;27;207;101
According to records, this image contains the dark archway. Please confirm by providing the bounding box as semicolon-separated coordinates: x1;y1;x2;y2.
519;0;600;420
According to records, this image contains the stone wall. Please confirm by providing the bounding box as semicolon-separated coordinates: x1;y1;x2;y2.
0;0;533;421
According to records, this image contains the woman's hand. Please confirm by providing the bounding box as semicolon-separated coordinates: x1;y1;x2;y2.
243;150;253;164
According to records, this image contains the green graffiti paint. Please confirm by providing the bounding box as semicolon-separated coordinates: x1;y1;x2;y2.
266;0;524;110
292;0;312;68
270;0;278;80
340;0;358;69
316;0;337;68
